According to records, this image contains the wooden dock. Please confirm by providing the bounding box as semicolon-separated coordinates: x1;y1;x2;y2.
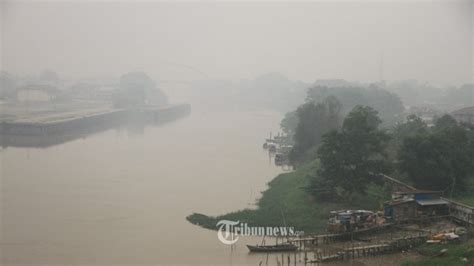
309;234;428;263
288;223;394;249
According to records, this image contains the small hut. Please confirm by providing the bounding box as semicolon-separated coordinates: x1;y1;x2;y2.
384;190;448;222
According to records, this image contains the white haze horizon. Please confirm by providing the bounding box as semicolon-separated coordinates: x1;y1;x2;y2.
1;0;473;86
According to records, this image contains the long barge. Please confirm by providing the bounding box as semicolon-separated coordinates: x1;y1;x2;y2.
0;103;191;147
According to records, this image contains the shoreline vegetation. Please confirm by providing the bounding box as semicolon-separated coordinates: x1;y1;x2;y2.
186;160;388;235
188;84;474;265
187;159;474;265
401;240;474;266
186;161;474;233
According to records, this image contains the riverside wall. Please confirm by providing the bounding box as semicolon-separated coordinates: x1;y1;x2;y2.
0;103;191;147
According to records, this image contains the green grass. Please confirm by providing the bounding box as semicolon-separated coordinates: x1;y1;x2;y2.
401;240;474;266
186;161;474;265
187;160;386;235
455;196;474;207
452;178;474;207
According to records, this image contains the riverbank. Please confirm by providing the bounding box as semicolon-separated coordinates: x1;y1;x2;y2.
401;239;474;266
187;157;474;265
187;160;384;234
188;158;474;234
453;179;474;206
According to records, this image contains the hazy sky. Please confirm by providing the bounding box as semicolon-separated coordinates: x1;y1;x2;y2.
1;0;472;85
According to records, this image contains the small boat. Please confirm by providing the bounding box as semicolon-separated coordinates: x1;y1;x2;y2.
268;144;277;153
246;243;298;252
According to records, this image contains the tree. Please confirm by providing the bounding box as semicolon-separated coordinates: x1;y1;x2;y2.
306;85;404;127
392;114;428;139
391;114;428;147
315;106;391;198
280;110;298;136
114;72;168;108
289;96;342;164
386;114;428;163
398;115;474;194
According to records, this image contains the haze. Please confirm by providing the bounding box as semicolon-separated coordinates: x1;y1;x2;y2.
1;0;472;85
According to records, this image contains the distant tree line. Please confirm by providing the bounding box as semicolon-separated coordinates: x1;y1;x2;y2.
285;85;404;164
282;86;474;202
307;85;404;126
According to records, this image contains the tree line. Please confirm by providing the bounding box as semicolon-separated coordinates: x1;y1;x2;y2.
284;87;474;202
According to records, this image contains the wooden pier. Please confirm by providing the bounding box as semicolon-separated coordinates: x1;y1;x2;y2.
309;234;428;263
288;223;394;249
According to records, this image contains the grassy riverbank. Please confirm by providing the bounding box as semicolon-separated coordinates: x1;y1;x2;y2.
187;160;384;234
401;240;474;266
453;179;474;206
454;194;474;207
187;160;474;265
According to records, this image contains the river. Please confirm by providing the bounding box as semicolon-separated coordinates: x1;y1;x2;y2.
1;107;289;265
1;106;422;266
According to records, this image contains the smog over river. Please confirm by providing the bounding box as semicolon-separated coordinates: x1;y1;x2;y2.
1;1;473;266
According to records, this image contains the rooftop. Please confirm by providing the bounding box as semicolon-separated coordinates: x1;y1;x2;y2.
393;190;442;195
416;199;448;206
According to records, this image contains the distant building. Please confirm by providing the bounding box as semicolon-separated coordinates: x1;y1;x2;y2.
68;83;115;101
68;82;98;100
407;106;442;126
313;79;357;88
16;84;60;102
451;106;474;124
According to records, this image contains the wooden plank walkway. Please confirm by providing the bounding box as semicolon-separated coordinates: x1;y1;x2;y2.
288;223;394;248
309;234;428;263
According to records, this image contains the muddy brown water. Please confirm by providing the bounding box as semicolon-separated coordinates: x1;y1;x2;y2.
1;108;419;265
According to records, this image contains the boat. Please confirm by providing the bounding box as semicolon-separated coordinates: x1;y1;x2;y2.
268;143;277;153
247;211;298;253
274;152;289;166
246;243;298;252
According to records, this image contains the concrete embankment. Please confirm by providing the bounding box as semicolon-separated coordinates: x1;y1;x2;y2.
0;109;128;136
0;103;191;147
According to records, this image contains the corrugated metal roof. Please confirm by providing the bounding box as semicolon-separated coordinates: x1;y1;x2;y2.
416;199;448;206
385;199;415;206
394;190;442;195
